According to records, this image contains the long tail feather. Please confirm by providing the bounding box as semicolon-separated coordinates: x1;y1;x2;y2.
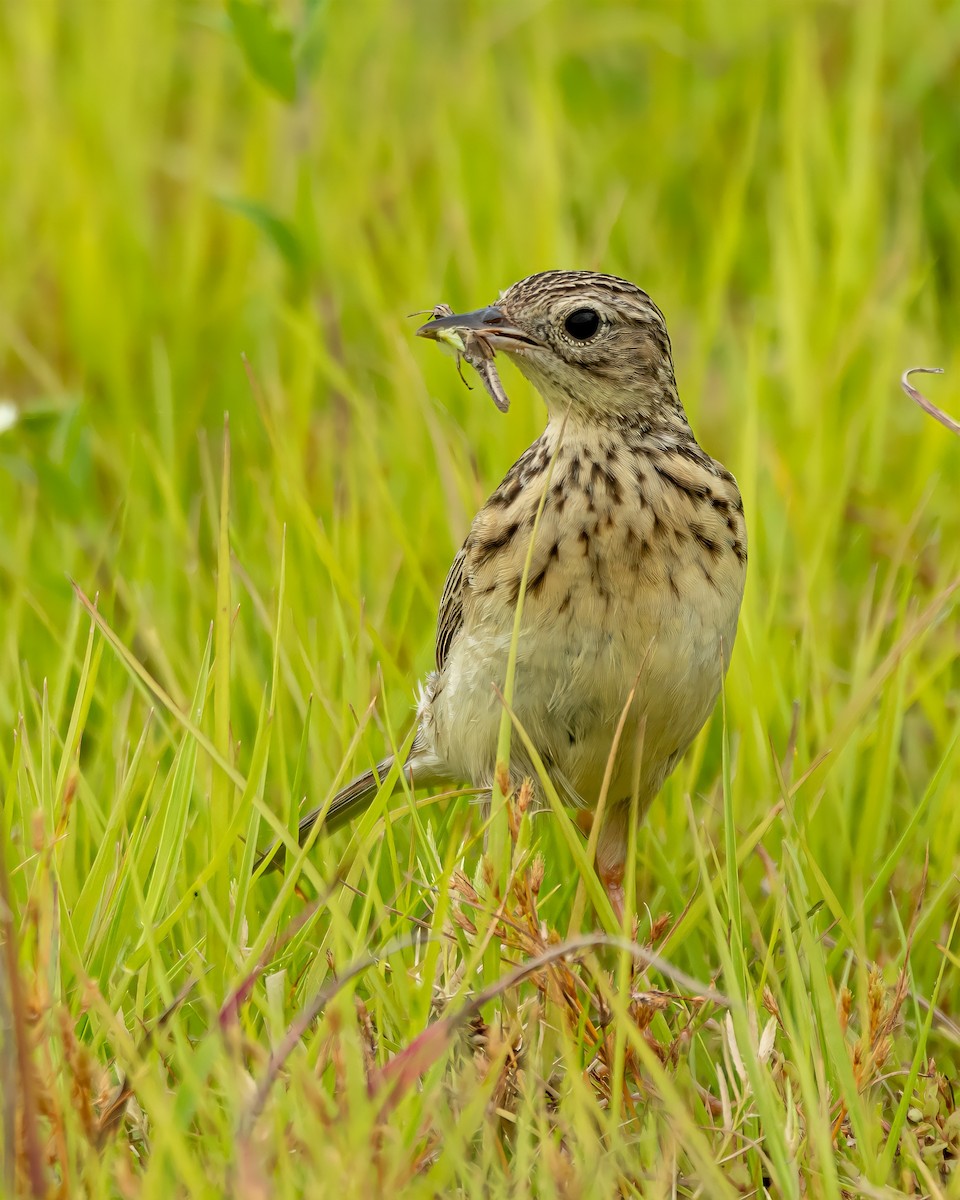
255;756;396;872
298;757;396;839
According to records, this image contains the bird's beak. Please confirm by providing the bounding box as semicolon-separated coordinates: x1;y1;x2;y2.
416;305;540;351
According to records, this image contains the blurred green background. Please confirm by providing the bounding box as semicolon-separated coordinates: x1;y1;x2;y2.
2;1;960;1192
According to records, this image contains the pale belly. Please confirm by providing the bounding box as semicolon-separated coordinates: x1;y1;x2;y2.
427;561;739;809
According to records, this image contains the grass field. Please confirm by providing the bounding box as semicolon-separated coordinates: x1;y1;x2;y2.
3;1;960;1196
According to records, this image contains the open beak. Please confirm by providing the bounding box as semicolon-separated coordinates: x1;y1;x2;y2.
416;305;540;351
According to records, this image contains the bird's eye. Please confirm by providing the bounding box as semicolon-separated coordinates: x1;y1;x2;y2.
563;308;601;340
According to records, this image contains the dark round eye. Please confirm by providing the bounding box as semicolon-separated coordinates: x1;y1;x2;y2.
563;308;601;340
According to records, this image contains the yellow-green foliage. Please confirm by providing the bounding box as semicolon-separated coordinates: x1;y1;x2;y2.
2;2;959;1197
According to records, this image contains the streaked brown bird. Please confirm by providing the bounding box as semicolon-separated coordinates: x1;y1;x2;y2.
267;270;747;917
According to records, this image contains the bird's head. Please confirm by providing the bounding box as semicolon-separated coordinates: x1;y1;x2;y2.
417;270;686;429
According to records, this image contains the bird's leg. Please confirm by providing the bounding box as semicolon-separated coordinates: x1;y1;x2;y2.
599;861;626;925
596;801;630;927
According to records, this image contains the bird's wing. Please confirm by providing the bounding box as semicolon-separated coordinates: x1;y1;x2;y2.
433;435;549;673
435;543;467;671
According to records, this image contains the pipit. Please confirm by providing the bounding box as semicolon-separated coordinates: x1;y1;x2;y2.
270;271;747;916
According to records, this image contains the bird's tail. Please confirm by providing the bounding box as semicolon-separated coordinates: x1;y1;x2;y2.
256;756;397;872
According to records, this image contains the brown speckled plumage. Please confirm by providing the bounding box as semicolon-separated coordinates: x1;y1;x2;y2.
273;270;747;917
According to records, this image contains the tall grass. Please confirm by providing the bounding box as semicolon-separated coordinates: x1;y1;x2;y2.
2;1;959;1195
